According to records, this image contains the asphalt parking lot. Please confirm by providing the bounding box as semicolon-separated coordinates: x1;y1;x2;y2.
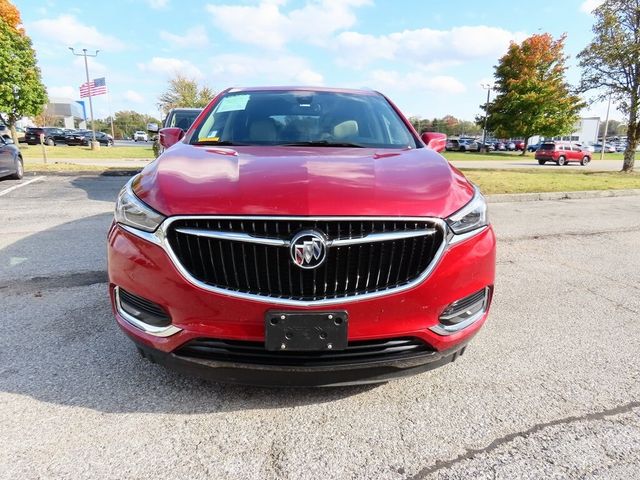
1;175;640;479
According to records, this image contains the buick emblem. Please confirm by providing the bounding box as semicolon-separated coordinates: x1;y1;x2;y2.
290;230;327;269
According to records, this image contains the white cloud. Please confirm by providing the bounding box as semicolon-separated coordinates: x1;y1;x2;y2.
209;54;324;85
206;0;371;50
335;25;527;69
138;57;203;79
29;15;124;51
147;0;169;9
160;25;209;48
367;70;466;95
124;90;144;104
580;0;604;14
48;85;77;99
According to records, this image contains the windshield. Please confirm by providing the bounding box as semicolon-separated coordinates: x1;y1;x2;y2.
190;90;418;149
169;110;202;130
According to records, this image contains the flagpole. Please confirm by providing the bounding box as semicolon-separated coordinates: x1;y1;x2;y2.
106;87;115;141
69;47;100;150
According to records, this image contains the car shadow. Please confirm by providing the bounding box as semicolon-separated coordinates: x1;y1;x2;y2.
1;213;379;415
70;174;133;203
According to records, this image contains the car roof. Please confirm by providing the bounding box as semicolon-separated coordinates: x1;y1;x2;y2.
225;86;380;96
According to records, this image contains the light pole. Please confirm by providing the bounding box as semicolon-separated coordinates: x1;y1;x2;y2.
481;83;494;153
69;47;100;150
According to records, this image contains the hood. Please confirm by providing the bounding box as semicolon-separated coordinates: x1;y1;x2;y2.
134;143;474;218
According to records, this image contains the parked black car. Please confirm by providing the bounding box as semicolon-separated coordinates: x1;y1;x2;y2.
65;130;114;146
0;136;23;180
25;127;68;146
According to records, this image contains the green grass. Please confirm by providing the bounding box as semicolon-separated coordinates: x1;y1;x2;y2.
443;151;624;161
462;168;640;195
19;145;154;160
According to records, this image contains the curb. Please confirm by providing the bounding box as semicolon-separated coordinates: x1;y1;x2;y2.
486;189;640;203
26;169;141;177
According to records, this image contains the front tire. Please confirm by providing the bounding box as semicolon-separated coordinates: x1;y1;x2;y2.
538;159;546;165
557;156;566;166
45;138;54;147
581;156;591;166
9;157;24;180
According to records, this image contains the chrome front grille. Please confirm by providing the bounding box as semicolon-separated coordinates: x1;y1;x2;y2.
165;217;446;303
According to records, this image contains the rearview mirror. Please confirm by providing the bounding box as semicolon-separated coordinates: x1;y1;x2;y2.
159;127;184;149
421;132;447;153
147;123;159;134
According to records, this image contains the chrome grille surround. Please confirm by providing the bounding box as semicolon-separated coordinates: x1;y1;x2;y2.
121;216;463;307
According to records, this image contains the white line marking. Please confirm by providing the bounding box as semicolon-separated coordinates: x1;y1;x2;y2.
0;176;46;197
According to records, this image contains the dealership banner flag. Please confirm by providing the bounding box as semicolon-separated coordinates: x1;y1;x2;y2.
79;77;107;98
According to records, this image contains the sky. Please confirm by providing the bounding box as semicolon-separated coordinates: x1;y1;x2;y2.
15;0;618;123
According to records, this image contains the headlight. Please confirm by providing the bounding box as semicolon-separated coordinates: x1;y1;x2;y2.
114;177;165;232
446;187;488;235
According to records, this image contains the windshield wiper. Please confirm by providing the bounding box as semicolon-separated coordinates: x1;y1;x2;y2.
279;140;365;148
192;140;251;146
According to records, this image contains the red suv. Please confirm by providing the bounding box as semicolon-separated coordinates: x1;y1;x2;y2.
535;142;592;166
108;87;496;386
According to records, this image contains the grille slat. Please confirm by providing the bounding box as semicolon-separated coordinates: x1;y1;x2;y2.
119;289;169;320
176;337;434;366
167;218;444;302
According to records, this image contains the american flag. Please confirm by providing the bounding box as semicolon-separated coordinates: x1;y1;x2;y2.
79;77;107;98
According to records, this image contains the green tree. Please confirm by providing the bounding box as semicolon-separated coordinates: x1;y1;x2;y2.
0;18;47;145
578;0;640;172
110;110;160;139
0;0;23;34
598;119;626;139
157;75;214;115
408;116;432;133
481;33;584;154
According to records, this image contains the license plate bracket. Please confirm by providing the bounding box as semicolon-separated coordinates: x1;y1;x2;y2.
265;311;348;352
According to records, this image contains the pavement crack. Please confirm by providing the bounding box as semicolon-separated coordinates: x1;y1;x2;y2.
407;400;640;480
0;270;108;295
500;226;640;244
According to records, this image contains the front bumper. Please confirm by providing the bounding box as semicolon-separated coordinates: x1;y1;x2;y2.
108;221;496;385
132;336;472;387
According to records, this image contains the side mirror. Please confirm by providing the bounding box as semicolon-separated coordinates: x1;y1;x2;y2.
159;127;184;149
1;135;14;144
147;123;159;134
421;132;447;153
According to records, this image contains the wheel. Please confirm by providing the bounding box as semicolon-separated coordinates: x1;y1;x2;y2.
8;156;24;180
581;156;591;166
459;147;466;152
107;140;113;147
557;156;566;166
538;159;546;165
45;138;54;146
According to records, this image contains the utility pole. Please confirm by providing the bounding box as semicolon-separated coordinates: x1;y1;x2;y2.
600;92;612;161
69;47;100;150
481;83;494;153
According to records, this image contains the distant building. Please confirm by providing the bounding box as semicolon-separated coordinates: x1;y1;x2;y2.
44;97;87;129
529;117;600;145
